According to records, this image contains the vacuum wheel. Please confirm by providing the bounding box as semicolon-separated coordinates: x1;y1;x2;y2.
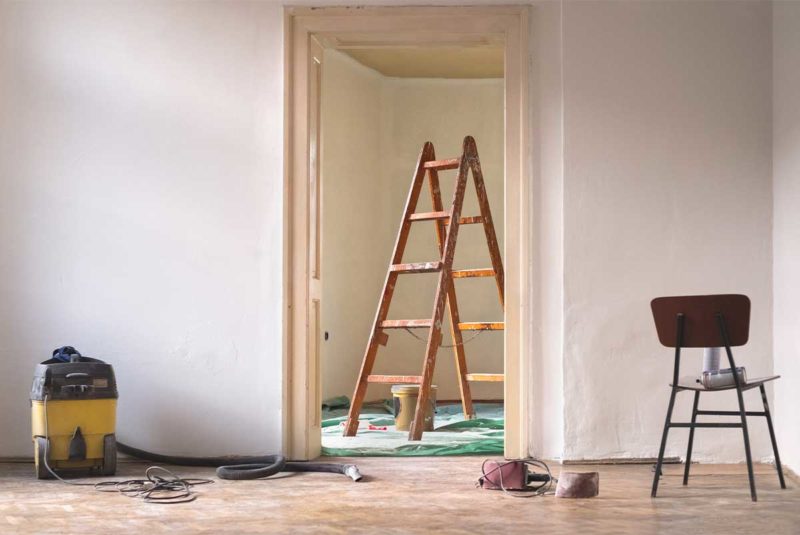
34;437;53;480
101;434;117;476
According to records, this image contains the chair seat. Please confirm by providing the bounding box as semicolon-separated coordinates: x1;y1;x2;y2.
672;374;780;392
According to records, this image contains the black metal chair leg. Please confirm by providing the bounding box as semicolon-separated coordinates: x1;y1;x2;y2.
735;387;757;501
683;390;700;485
760;384;787;489
652;387;677;497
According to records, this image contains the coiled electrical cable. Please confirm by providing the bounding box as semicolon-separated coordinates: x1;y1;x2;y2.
41;396;213;504
94;466;212;504
41;396;361;505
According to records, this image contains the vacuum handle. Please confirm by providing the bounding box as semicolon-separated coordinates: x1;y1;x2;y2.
61;384;93;393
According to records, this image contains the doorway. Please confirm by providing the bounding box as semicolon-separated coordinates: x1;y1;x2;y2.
284;6;531;460
319;45;505;456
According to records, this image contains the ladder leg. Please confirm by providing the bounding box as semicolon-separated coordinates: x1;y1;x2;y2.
410;140;471;441
445;289;474;420
467;136;505;308
427;163;474;420
409;329;443;441
344;142;434;437
343;333;382;437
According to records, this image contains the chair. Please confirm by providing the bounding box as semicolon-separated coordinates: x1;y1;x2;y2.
650;294;786;502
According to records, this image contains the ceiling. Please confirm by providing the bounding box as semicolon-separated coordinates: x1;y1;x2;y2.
341;47;504;79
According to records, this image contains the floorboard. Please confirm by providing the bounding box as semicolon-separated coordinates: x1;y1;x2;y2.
0;458;797;534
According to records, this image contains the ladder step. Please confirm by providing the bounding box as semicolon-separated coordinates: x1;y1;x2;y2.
368;375;423;384
423;158;460;170
408;212;484;225
409;211;450;222
381;319;433;329
466;373;505;382
458;322;504;331
452;268;495;278
390;262;442;274
444;215;484;225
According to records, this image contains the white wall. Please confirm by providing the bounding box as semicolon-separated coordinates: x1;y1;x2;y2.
321;50;504;403
0;1;284;456
773;0;800;474
561;1;774;461
530;0;565;461
0;0;782;462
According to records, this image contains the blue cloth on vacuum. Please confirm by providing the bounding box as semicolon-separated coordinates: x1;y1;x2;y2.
52;346;82;362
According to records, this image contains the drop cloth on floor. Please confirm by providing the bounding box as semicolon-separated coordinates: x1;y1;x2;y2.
321;400;504;456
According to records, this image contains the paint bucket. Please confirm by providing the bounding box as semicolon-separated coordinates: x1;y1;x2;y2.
391;384;437;432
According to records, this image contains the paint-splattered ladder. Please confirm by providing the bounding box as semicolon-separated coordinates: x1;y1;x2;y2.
343;136;505;441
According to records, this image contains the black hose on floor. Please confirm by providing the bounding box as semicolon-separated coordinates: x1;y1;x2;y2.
117;442;363;482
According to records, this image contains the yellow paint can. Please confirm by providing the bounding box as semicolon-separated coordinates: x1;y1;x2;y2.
391;384;437;432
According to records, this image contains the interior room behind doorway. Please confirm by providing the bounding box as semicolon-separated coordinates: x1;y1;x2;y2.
320;47;505;455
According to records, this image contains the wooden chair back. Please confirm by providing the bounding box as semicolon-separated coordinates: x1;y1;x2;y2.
650;294;750;348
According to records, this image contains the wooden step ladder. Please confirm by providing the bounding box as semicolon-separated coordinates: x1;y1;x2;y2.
343;136;505;441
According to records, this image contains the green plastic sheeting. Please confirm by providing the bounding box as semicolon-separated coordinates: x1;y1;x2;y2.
320;399;504;457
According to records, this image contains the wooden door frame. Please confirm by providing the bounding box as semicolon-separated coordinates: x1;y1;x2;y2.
283;5;531;460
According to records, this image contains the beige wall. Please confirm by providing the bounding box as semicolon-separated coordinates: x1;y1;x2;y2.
773;0;800;474
321;50;504;402
319;51;387;403
561;0;774;462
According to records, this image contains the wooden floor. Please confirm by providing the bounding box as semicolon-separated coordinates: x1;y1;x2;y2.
0;458;797;534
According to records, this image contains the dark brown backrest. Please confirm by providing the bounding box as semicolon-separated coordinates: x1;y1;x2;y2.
651;294;750;348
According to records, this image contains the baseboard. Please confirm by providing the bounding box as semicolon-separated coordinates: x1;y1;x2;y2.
562;457;682;465
437;399;503;405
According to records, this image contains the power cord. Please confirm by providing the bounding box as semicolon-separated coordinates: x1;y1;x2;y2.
94;466;212;504
478;458;557;498
42;396;213;504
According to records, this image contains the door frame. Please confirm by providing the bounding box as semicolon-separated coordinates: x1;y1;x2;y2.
283;5;531;460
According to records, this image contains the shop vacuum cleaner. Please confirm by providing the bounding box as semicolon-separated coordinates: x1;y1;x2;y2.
31;347;118;479
32;347;362;483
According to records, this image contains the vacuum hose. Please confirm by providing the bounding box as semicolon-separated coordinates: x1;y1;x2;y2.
117;442;363;482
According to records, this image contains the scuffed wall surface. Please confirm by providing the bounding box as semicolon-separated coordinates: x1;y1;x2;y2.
0;1;284;456
773;0;800;474
562;1;773;461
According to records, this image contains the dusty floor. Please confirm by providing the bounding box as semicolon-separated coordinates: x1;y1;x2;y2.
0;458;797;534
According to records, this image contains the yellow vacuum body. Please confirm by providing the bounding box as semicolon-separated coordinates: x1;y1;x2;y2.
30;350;118;479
